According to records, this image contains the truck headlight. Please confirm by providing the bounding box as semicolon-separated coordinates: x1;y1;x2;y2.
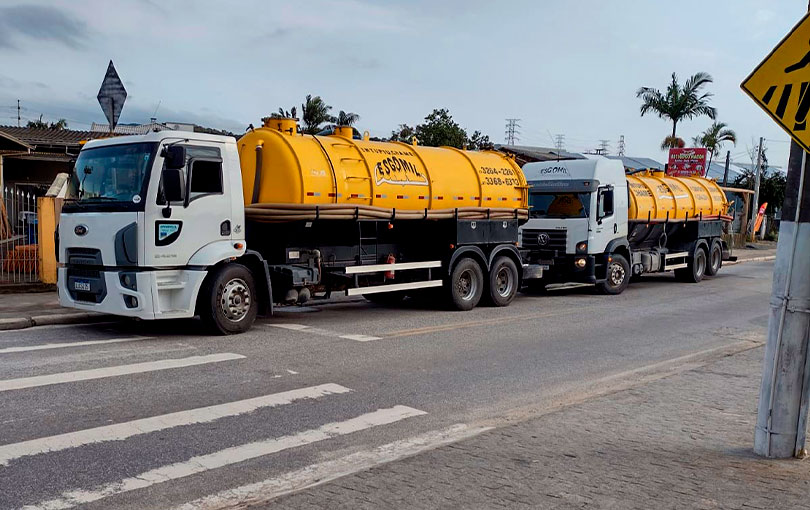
575;257;587;268
576;241;588;253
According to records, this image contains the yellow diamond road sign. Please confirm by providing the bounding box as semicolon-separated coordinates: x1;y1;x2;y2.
742;12;810;153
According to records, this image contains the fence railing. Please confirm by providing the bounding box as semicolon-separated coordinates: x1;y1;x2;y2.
1;187;40;284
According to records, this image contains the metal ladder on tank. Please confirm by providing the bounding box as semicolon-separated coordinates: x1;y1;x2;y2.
357;221;379;266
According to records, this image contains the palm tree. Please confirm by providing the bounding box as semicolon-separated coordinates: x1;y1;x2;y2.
334;110;359;126
693;121;737;169
660;136;685;151
637;72;717;149
300;95;333;134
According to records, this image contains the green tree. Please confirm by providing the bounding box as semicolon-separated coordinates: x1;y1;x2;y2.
637;72;717;150
467;130;493;150
660;135;685;151
49;118;68;130
413;108;467;148
26;114;48;129
334;110;360;126
692;121;736;169
271;106;297;119
389;124;415;143
733;170;786;213
300;94;333;134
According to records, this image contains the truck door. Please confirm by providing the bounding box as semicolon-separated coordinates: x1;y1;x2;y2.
596;185;615;239
144;143;231;267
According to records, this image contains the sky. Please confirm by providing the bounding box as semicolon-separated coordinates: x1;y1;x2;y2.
0;0;803;169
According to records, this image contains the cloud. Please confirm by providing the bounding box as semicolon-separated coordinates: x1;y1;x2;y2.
0;5;88;50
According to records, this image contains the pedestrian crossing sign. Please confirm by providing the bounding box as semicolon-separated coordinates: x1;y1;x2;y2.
742;12;810;153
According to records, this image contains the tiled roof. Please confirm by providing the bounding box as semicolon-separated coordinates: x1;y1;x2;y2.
495;144;584;161
0;126;113;148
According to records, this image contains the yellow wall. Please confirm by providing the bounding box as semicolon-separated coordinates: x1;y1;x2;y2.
37;196;59;284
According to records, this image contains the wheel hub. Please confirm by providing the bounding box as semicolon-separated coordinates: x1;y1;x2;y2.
495;267;514;297
609;262;626;286
456;269;477;301
221;278;251;322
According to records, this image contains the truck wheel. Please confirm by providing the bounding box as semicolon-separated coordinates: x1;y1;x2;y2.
199;264;258;334
705;242;722;276
595;254;630;295
675;247;707;283
486;256;519;307
446;258;484;311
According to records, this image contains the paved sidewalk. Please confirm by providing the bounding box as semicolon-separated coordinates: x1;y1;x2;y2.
264;345;810;510
0;290;104;330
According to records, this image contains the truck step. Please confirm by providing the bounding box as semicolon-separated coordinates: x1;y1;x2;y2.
665;252;689;260
344;260;442;275
346;280;443;296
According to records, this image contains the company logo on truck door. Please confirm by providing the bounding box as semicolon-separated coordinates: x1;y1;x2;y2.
373;156;428;186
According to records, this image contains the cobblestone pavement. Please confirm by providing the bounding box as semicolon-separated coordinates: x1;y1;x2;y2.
264;346;810;510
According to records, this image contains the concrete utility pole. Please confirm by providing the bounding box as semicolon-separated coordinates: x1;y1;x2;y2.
722;151;731;187
17;99;20;127
754;139;810;458
751;136;764;229
617;135;626;157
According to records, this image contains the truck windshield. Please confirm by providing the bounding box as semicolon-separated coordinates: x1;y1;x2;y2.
529;193;591;218
66;142;158;207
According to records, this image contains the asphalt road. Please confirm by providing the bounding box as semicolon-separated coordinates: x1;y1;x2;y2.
0;261;773;509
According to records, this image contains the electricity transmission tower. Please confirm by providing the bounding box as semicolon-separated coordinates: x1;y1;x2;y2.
617;135;626;157
598;139;610;155
505;118;521;145
554;134;566;152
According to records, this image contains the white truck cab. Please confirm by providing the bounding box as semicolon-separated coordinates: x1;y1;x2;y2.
58;131;247;322
520;157;732;294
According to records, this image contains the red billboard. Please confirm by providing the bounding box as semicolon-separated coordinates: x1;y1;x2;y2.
667;148;708;177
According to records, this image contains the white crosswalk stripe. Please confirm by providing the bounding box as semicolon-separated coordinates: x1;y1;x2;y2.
23;405;427;510
0;353;245;392
0;337;151;354
0;383;352;466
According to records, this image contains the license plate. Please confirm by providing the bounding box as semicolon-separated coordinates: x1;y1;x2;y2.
73;280;91;292
540;265;550;270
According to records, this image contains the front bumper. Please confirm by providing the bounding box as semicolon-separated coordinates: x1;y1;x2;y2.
522;253;598;284
58;267;207;320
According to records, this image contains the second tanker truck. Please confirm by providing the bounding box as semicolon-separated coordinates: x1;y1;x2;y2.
519;157;734;294
56;118;531;333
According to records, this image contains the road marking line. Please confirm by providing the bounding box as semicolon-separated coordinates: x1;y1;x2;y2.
174;423;493;510
0;353;245;393
0;383;351;467
339;334;382;342
384;310;574;338
24;405;427;510
269;324;382;342
0;337;151;354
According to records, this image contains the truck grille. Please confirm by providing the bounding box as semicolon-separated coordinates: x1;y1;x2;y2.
522;229;567;251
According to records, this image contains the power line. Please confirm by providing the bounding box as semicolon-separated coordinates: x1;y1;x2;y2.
504;118;521;145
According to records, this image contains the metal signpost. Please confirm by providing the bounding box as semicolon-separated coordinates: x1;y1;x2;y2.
742;11;810;458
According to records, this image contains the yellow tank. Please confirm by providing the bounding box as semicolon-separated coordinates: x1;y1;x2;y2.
238;118;527;213
626;170;728;221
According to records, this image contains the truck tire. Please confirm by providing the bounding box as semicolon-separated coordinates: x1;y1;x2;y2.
705;242;722;276
199;264;258;334
595;254;630;295
486;256;519;307
675;247;707;283
446;257;484;311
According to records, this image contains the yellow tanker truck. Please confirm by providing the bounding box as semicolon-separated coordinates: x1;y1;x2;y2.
519;158;733;294
56;117;530;333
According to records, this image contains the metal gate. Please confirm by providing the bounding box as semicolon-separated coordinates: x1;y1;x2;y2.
1;186;40;284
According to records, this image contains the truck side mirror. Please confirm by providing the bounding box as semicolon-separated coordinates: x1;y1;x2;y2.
162;168;186;203
163;145;187;169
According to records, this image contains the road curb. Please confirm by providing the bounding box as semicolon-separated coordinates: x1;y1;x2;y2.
725;255;777;266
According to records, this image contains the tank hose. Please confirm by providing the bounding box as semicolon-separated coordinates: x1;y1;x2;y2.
251;144;263;204
658;232;668;249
